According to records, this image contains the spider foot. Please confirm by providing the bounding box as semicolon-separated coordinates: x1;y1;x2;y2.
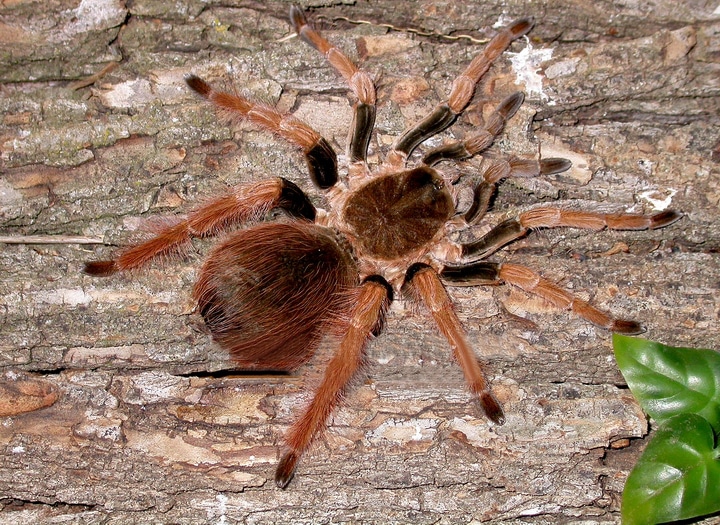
185;74;211;97
648;210;682;229
612;319;643;335
83;260;117;276
275;450;299;489
480;391;505;425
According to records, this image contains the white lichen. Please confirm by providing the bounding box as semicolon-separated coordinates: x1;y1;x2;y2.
508;38;554;102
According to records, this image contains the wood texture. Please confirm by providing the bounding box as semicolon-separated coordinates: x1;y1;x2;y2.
1;0;719;523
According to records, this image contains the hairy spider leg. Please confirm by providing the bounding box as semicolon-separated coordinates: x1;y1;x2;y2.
83;178;315;275
389;17;534;165
463;157;573;225
460;207;682;260
439;261;643;333
422;91;572;223
479;156;572;186
422;91;526;167
290;6;377;172
501;263;642;334
186;75;338;189
403;264;505;425
275;278;391;488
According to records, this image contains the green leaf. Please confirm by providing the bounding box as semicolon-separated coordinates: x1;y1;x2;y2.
621;413;720;525
613;334;720;430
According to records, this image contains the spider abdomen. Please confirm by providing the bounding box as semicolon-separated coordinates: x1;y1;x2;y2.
193;221;358;371
343;166;454;260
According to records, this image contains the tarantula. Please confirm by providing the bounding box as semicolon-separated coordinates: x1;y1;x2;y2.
84;7;680;487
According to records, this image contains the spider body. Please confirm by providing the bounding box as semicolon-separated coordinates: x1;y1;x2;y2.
84;6;680;488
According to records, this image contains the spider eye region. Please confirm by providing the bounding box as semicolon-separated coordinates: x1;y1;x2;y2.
343;166;454;260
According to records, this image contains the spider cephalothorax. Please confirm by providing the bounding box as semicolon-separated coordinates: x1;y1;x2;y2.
84;6;680;487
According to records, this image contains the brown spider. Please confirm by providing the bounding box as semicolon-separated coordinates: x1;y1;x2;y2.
84;7;680;488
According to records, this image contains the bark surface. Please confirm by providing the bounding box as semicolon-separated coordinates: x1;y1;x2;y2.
1;0;719;523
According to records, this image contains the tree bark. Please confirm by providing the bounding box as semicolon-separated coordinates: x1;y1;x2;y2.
1;0;719;523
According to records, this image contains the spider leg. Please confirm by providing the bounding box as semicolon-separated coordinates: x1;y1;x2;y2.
439;260;643;333
461;207;682;260
275;277;391;488
389;18;534;164
186;75;337;189
422;91;525;167
402;264;505;425
462;157;572;224
421;91;571;223
502;263;642;333
84;178;315;275
290;6;376;170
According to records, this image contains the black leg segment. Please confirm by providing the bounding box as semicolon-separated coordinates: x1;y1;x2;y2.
440;261;502;286
278;178;317;221
393;104;458;157
304;138;338;189
349;103;376;163
461;218;526;260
